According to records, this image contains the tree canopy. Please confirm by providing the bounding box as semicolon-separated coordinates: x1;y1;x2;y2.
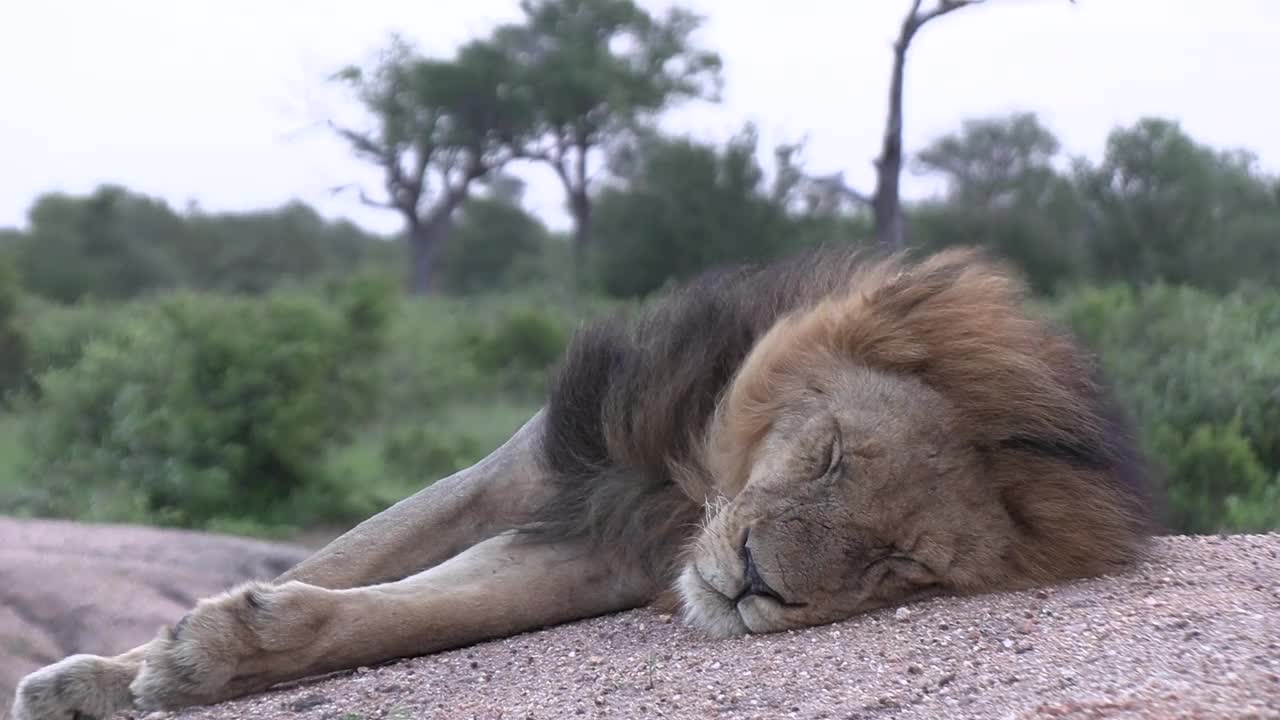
331;35;534;294
491;0;724;291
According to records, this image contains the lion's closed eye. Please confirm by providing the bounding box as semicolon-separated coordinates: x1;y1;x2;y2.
866;551;938;591
821;428;843;478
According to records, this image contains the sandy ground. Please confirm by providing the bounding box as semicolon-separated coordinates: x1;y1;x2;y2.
130;533;1280;720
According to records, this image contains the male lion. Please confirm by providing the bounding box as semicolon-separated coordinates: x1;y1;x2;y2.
12;247;1155;719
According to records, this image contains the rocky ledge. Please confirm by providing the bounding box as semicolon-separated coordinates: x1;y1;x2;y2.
150;534;1279;720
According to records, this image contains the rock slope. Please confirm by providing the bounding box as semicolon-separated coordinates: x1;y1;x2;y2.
0;517;308;703
157;534;1279;720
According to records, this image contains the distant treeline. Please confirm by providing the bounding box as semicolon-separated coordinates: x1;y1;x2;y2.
2;113;1277;305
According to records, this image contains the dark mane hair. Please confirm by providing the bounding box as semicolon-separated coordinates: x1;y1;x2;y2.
526;245;1157;585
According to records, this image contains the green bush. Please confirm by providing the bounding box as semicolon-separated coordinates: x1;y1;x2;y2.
1150;421;1273;534
22;297;136;381
379;296;491;418
459;304;571;400
0;256;28;401
378;296;578;420
463;304;568;372
13;278;394;530
1223;480;1280;533
381;425;484;484
1049;283;1280;532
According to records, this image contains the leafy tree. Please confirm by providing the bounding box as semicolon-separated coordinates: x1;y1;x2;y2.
1073;117;1279;288
17;186;186;302
12;186;394;301
0;228;24;257
915;112;1062;207
439;176;550;294
592;127;795;297
184;200;390;294
1211;212;1280;292
910;113;1088;293
491;0;723;292
332;36;532;295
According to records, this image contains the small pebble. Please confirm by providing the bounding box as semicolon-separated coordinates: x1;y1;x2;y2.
288;693;330;711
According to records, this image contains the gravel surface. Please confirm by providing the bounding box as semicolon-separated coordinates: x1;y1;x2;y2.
140;534;1280;720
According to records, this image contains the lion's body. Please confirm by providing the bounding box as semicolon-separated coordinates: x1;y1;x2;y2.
12;247;1157;720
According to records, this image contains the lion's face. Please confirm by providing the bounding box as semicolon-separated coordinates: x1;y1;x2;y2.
678;364;1017;638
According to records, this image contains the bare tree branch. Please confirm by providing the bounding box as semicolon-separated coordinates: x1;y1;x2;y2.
328;183;400;212
328;122;392;164
813;173;873;207
512;128;574;193
910;0;987;32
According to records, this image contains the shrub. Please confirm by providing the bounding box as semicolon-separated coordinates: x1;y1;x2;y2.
23;297;136;381
378;296;491;418
459;304;571;400
1150;421;1272;533
1048;283;1280;532
14;279;394;530
378;297;575;421
381;425;484;484
0;255;28;401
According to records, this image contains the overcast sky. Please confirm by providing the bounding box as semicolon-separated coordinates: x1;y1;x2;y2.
1;1;1276;235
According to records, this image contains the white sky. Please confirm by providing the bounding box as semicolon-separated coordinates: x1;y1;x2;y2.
1;1;1276;235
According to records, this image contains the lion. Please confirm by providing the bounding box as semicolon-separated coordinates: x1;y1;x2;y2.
11;246;1156;719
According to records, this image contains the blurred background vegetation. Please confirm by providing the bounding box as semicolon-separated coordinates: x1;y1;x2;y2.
1;0;1277;539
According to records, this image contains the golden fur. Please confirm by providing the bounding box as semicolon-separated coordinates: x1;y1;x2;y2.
679;248;1150;636
11;247;1154;719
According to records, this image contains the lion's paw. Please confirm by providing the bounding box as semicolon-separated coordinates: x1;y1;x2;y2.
11;653;137;720
130;580;326;711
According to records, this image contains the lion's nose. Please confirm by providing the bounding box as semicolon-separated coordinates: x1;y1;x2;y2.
739;530;785;603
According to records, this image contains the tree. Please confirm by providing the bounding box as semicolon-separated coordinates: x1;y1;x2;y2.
914;112;1062;207
1073;117;1279;288
440;176;550;294
492;0;723;293
910;113;1088;293
16;185;186;302
331;36;532;295
813;0;1072;250
184;201;388;294
592;127;794;297
11;186;392;301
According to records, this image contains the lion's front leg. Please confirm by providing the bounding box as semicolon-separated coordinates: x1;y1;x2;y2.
10;412;554;719
10;644;147;720
128;533;659;712
126;580;339;709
